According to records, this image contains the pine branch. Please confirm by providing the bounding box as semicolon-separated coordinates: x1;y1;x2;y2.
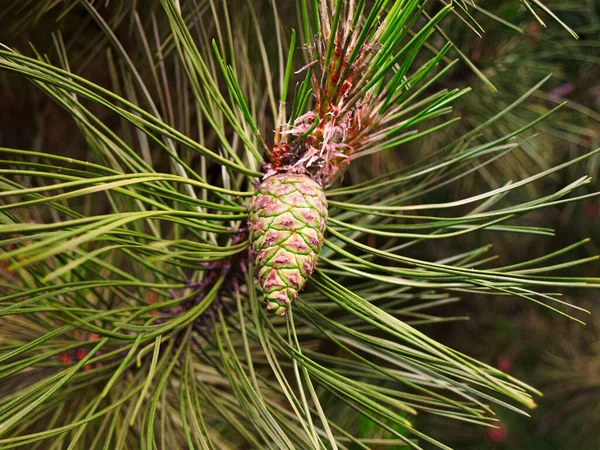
0;1;598;448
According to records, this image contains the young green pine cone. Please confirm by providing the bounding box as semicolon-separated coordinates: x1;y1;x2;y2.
248;173;327;316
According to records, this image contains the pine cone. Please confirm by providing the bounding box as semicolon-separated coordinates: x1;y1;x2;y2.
248;173;327;315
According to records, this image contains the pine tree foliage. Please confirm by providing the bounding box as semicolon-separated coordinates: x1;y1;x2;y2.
0;1;598;448
430;1;600;196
